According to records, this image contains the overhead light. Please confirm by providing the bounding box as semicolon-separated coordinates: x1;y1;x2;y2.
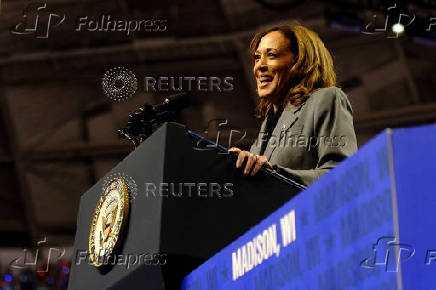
392;23;405;34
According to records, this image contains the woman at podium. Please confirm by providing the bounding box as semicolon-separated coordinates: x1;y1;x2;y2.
230;23;357;186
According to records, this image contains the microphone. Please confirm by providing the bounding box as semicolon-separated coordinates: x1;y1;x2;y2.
118;92;191;145
154;92;191;113
129;92;191;123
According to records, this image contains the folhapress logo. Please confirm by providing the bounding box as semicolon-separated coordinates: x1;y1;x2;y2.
11;3;168;39
11;3;66;38
360;236;415;272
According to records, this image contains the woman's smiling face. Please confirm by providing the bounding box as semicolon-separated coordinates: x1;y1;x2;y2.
253;31;295;103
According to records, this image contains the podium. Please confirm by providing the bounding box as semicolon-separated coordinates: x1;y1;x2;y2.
182;124;436;290
68;122;304;290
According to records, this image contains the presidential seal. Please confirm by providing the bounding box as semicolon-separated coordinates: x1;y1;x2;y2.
89;178;129;267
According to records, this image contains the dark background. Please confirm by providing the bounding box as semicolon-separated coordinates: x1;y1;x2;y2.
0;0;435;288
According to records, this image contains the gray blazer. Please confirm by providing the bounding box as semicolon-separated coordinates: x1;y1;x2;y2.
250;86;357;186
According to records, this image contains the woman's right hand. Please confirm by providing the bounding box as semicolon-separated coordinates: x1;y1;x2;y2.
229;147;272;176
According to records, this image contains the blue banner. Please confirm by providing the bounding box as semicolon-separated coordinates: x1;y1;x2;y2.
183;124;436;289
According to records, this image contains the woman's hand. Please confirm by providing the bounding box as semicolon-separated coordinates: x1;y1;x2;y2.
229;147;272;176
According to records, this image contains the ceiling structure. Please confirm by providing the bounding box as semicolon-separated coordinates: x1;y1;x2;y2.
0;0;435;251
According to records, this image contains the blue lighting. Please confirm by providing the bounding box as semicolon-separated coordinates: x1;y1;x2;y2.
4;274;12;283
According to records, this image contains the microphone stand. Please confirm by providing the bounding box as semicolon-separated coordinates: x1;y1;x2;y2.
118;107;177;147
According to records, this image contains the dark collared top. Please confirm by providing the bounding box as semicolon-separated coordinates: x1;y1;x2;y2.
259;107;284;156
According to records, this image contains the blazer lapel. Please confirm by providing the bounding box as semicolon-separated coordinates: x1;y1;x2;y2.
263;103;304;160
250;117;268;155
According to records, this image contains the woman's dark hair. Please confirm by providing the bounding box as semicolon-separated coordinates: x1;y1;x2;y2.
249;24;337;119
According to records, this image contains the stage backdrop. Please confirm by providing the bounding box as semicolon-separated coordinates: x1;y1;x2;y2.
182;124;436;290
